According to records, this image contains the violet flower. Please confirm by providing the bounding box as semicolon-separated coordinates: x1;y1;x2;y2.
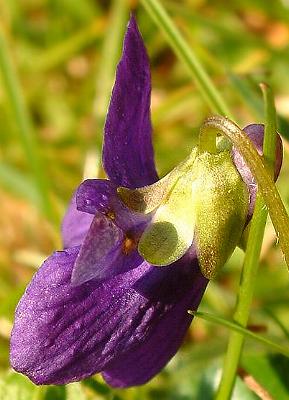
10;17;282;388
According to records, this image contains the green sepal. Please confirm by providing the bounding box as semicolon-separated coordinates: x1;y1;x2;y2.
138;170;196;265
118;148;198;265
117;147;248;277
117;148;198;214
192;151;249;279
117;173;172;214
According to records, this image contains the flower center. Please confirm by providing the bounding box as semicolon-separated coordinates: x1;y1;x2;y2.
122;235;137;255
118;147;249;279
106;210;116;220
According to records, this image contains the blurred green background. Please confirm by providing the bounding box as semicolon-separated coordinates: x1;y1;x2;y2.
1;0;289;399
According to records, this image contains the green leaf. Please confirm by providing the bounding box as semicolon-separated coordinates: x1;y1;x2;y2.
190;310;289;357
140;0;232;117
241;354;289;400
0;163;40;206
0;372;38;400
44;386;66;400
0;32;54;222
229;73;289;141
93;0;128;126
82;378;110;395
195;364;259;400
66;383;87;400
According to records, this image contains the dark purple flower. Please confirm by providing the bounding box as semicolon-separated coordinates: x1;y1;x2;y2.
10;16;282;388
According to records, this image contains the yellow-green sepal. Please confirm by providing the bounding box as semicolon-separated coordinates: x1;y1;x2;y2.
138;171;196;265
192;151;249;279
117;148;198;265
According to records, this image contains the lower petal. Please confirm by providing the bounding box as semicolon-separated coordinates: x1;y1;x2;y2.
10;247;145;385
102;253;208;387
10;247;207;387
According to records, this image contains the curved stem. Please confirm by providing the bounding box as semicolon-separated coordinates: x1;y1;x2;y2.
199;115;289;269
215;86;279;399
215;194;268;399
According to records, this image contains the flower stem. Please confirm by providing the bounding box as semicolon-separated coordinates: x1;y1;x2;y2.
215;196;269;399
140;0;233;118
199;115;289;269
215;85;279;399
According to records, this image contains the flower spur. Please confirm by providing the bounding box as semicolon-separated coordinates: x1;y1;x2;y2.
10;16;282;388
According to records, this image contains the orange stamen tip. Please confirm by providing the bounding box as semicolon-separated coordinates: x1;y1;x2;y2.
122;236;136;255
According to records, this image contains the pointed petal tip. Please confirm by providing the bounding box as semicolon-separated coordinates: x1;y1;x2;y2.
126;14;142;40
121;13;148;71
102;13;158;188
127;13;137;29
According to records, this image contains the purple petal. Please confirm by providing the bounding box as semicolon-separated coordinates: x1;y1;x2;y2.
76;179;151;232
10;248;207;386
71;213;124;285
76;179;116;215
102;252;208;387
102;16;158;188
10;247;142;385
61;191;93;248
233;124;283;218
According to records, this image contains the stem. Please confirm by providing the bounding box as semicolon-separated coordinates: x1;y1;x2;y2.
0;30;55;223
32;386;47;400
140;0;232;118
199;115;289;269
199;128;217;153
216;196;268;399
261;83;277;170
215;85;279;399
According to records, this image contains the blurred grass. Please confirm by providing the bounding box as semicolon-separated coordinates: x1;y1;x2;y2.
0;0;289;399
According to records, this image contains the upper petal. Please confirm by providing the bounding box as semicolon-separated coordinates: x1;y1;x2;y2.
76;179;151;232
102;16;158;188
73;178;153;284
10;247;207;386
61;191;93;248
